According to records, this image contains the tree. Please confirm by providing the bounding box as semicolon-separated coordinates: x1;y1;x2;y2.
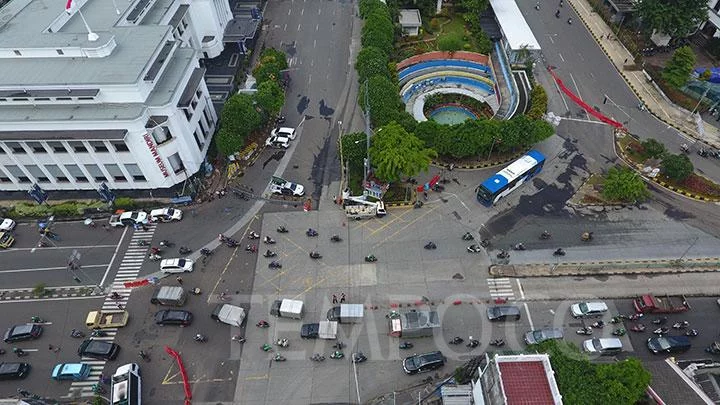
356;47;391;83
662;153;694;181
359;75;403;127
437;32;464;52
596;359;652;405
641;138;666;159
369;122;437;182
662;46;696;88
602;166;650;202
340;132;367;170
215;94;261;155
255;81;285;118
637;0;708;38
361;14;394;55
252;48;289;84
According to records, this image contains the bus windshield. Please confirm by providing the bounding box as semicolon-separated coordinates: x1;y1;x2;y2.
476;186;493;203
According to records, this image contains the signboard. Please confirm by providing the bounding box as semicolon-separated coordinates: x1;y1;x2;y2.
143;133;170;178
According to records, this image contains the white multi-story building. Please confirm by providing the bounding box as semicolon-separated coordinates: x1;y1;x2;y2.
701;0;720;39
0;0;232;192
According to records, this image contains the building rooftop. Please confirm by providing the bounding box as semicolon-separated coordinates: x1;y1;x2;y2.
646;359;714;405
496;355;562;405
399;9;422;27
488;0;541;51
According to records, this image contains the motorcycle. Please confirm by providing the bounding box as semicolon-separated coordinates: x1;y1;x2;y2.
309;251;322;259
629;323;646;332
424;241;437;250
467;244;482;253
148;253;162;261
591;320;605;329
610;317;622;324
149;247;162;255
248;232;260;240
109;292;123;300
621;313;643;321
200;248;213;256
306;229;318;237
137;240;149;246
497;250;510;259
553;248;566;256
567;17;572;24
159;240;174;247
263;250;277;258
245;244;257;253
263;236;276;245
261;343;272;352
652;317;668;325
576;327;593;335
330;351;344;359
581;232;593;242
489;339;505;347
555;9;560;18
653;327;669;335
480;239;491;248
276;116;286;124
686;329;699;337
277;226;288;233
414;201;424;209
190;288;201;295
513;243;525;251
365;255;377;263
680;144;690;154
399;341;414;350
256;320;270;328
467;338;480;348
225;239;239;248
232;335;246;343
275;338;289;347
540;231;551;240
449;336;464;345
139;350;151;362
194;334;207;343
333;341;346;350
331;235;342;242
310;353;325;362
462;232;474;241
13;348;27;357
178;246;192;255
70;329;85;338
91;329;107;337
612;328;627;336
30;316;44;323
269;261;282;269
672;321;689;329
352;352;367;363
273;353;286;362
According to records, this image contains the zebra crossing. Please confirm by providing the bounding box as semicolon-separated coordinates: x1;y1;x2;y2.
487;278;515;300
68;224;156;397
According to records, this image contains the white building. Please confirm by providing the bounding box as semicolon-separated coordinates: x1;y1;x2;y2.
701;0;720;39
0;0;232;192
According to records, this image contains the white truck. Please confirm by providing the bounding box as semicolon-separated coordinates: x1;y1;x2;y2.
344;199;386;219
326;304;364;324
270;299;305;319
111;363;141;405
211;304;246;327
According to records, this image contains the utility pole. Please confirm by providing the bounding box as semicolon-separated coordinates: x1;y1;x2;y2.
363;80;371;196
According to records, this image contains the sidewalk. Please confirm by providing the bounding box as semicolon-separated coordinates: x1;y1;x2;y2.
570;0;720;149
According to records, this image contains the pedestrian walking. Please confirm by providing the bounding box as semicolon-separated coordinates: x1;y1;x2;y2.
332;294;338;304
176;276;183;285
340;293;346;303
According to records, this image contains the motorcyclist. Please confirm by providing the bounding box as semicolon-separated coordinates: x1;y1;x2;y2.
264;236;274;244
555;9;560;17
110;292;122;300
310;251;321;259
264;250;276;257
541;230;551;239
514;242;525;250
567;17;572;24
554;248;565;255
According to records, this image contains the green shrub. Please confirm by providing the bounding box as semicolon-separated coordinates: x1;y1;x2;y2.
113;197;136;210
526;85;548;119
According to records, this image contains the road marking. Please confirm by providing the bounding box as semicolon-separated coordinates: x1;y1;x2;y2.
297;23;301;31
316;24;319;31
318;7;321;14
3;244;117;253
516;279;525;299
301;8;304;15
0;264;108;273
558;53;565;62
245;374;270;381
287;8;291;15
0;295;102;304
372;205;440;249
523;302;534;330
284;23;287;31
313;39;316;48
308;74;312;85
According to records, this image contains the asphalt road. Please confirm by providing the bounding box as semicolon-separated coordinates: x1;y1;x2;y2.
523;2;720;182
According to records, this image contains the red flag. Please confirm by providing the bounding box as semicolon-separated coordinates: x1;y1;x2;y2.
65;0;73;13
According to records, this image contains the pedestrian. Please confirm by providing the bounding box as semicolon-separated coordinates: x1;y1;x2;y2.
48;344;54;351
176;276;183;285
142;224;149;231
624;58;628;64
117;303;124;310
340;293;346;303
332;294;338;304
102;224;110;232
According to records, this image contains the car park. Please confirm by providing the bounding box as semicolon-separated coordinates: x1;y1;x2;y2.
0;218;16;232
159;258;194;274
487;306;521;321
77;339;120;360
0;362;30;380
265;135;291;149
402;351;446;374
271;127;296;140
51;363;91;381
270;181;305;197
524;328;564;345
3;324;43;343
647;336;692;354
149;207;183;222
582;338;623;355
570;301;608;318
155;310;193;326
301;323;320;339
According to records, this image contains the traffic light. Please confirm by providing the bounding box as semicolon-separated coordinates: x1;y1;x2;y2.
28;183;48;205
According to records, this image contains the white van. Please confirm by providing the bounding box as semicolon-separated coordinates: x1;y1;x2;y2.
111;363;141;405
211;304;246;327
582;338;623;355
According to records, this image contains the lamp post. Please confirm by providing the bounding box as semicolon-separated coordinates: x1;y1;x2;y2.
363;80;371;196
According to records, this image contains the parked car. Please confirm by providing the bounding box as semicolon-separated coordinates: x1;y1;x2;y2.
270;181;305;197
402;351;446;374
647;336;692;354
0;218;16;232
4;324;43;343
108;211;147;227
582;338;622;355
160;258;194;274
300;323;320;339
77;339;120;361
487;306;521;321
0;362;30;380
524;328;564;345
51;363;91;381
149;208;183;222
154;310;193;326
271;127;297;140
570;301;608;318
265;135;291;149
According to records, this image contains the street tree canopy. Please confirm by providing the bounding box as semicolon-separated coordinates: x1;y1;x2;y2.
369;122;437;182
602;166;650;202
340;132;367;171
255;80;285;118
662;153;694;181
641;138;667;159
356;47;391;83
215;93;262;156
662;46;697;88
637;0;708;38
252;48;289;84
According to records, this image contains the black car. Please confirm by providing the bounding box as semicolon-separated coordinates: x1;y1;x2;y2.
3;324;43;343
487;306;521;321
0;362;30;380
301;323;320;339
155;310;193;326
403;351;446;374
77;339;120;361
647;336;692;354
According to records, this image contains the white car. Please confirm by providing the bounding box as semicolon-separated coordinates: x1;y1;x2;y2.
270;181;305;197
0;218;16;232
271;127;296;140
109;211;148;227
149;208;183;222
265;135;291;149
570;301;608;318
160;258;194;274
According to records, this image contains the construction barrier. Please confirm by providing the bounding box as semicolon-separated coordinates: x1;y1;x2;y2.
165;346;192;404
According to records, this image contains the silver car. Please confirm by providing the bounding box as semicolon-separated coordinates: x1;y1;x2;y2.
524;328;564;345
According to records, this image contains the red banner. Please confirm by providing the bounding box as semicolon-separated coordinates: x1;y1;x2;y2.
548;68;625;130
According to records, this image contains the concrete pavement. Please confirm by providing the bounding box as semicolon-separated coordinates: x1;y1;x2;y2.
569;0;720;150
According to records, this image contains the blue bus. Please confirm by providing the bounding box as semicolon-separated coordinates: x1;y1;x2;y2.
476;150;545;205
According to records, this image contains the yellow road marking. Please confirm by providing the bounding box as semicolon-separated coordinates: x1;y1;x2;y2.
373;205;439;249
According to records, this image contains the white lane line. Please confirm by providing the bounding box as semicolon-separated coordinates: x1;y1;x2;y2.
287;8;291;15
3;245;117;253
516;279;525;300
301;8;304;15
316;23;319;31
523;302;534;330
0;295;104;304
318;7;321;14
0;264;108;273
558;53;565;62
284;24;287;31
313;39;316;48
308;74;312;84
297;23;301;31
99;226;129;289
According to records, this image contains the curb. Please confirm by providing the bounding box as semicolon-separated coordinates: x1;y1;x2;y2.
430;151;523;171
489;260;720;278
0;287;103;301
